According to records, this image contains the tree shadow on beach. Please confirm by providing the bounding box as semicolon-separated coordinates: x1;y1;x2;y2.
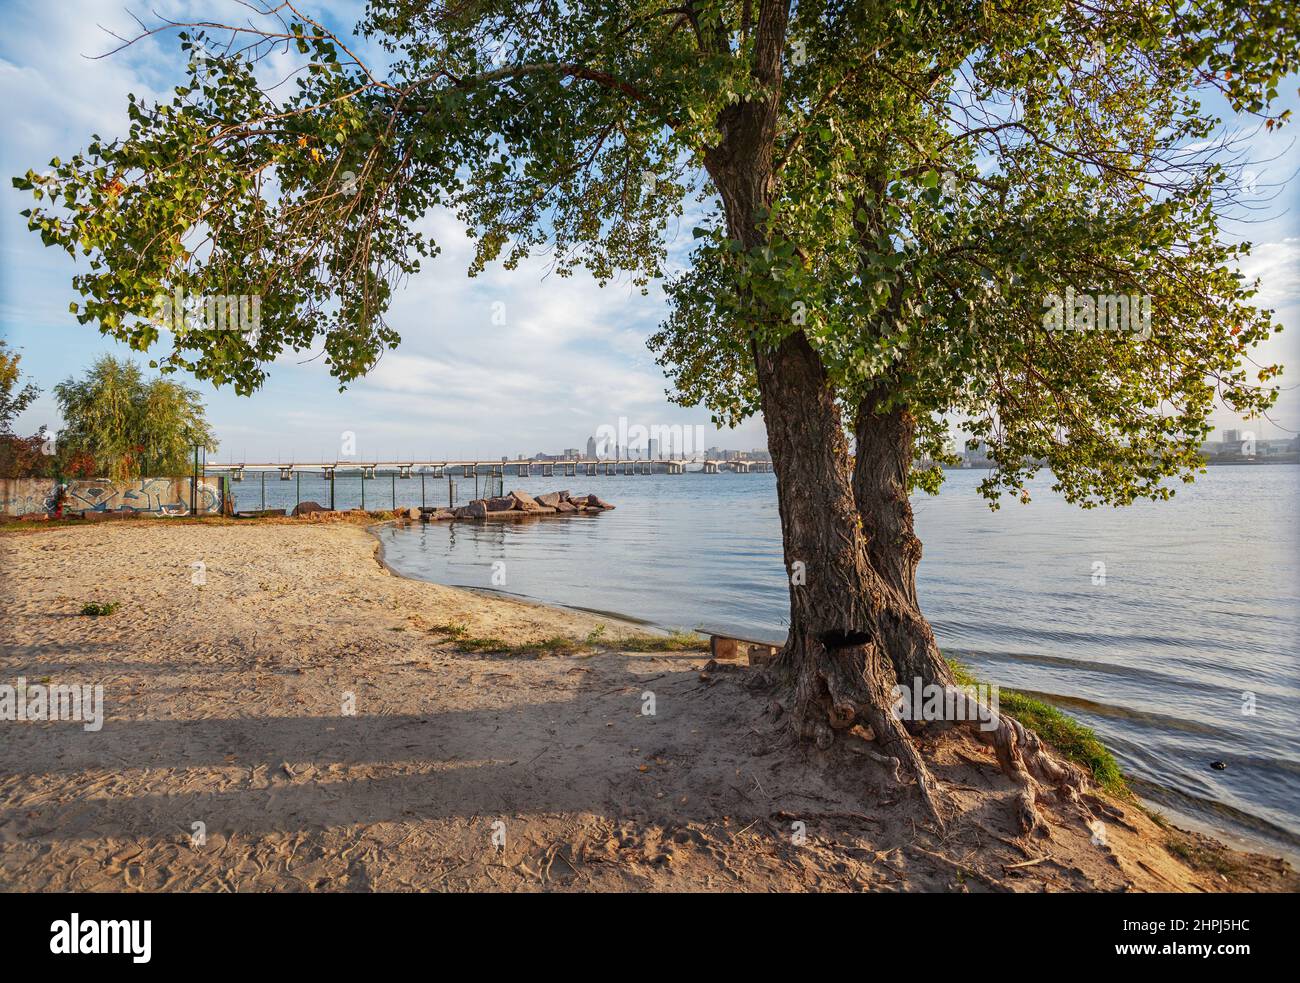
0;654;814;845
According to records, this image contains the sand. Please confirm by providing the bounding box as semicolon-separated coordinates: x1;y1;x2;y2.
0;517;1294;892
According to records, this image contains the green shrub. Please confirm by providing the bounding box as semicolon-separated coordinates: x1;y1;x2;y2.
79;601;121;617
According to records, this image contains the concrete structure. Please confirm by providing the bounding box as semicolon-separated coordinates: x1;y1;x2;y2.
0;477;222;517
202;459;772;479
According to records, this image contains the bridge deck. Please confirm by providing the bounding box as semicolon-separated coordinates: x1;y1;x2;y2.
202;459;771;473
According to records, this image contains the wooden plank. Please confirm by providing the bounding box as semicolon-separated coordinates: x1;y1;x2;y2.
694;623;788;648
710;636;741;660
695;624;786;667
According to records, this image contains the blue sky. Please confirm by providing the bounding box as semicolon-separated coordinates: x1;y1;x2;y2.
2;1;1297;462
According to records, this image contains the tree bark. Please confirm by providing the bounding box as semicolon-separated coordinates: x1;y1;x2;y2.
849;396;1088;833
852;397;952;693
752;331;945;824
698;0;944;821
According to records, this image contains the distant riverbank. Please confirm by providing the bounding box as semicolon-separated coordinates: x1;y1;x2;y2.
936;455;1299;470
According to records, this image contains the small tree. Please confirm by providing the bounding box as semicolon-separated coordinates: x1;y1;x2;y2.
0;339;39;435
0;431;56;479
0;339;54;478
53;356;216;480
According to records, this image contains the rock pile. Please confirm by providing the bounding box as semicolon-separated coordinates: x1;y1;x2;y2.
423;490;614;522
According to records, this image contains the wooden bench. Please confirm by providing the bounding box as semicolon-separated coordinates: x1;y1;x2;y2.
695;624;788;668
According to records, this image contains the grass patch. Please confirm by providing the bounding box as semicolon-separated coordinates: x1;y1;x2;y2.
520;636;584;657
445;628;707;659
456;636;511;653
1165;834;1243;878
616;631;710;652
453;635;584;657
947;658;1128;797
427;621;469;638
79;601;121;617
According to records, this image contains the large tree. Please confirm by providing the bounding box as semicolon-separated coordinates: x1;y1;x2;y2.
17;1;1295;830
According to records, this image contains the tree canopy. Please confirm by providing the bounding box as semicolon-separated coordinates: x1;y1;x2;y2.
15;0;1297;504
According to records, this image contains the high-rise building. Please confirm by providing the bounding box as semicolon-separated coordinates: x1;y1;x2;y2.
648;438;659;460
586;436;598;459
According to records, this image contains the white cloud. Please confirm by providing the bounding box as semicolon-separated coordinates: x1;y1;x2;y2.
1236;238;1300;309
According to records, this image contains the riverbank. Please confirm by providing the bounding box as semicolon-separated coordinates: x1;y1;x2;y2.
1;519;1293;891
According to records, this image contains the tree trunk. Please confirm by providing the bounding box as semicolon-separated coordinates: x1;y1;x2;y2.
708;241;1087;835
852;398;952;694
751;331;945;823
847;395;1088;832
703;23;945;817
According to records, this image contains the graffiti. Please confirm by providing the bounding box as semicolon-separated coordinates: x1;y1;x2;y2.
0;478;221;517
0;484;56;515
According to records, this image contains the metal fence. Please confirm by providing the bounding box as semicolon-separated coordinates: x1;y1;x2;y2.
215;467;506;514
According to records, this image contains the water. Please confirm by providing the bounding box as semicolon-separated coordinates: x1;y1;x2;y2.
237;466;1300;860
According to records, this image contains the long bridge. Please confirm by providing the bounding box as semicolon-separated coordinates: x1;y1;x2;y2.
202;458;772;480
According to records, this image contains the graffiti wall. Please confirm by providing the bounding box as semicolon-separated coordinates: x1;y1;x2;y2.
0;477;222;516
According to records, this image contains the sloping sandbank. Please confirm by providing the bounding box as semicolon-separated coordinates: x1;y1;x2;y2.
0;518;1293;892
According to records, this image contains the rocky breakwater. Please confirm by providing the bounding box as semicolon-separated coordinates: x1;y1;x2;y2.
421;489;615;522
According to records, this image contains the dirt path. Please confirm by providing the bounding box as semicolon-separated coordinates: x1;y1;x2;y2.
0;520;1293;891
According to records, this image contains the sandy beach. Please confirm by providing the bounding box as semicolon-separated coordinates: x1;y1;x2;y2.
0;517;1293;892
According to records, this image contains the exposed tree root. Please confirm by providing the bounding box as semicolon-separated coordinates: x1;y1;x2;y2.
779;641;1092;837
862;703;948;829
846;736;902;783
947;687;1091;837
786;637;948;830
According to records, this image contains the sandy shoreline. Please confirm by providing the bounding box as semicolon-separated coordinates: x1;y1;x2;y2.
1;517;1293;892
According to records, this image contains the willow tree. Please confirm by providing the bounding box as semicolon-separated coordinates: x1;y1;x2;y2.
18;1;1293;830
54;356;217;480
